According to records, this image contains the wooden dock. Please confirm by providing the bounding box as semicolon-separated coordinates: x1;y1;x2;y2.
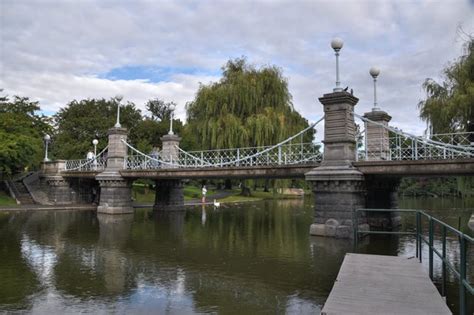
321;253;451;315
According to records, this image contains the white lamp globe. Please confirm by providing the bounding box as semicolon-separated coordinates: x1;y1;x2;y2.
369;67;380;78
331;38;344;51
92;139;99;146
44;134;51;141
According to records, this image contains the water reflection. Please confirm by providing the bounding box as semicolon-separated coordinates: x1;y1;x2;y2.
0;197;472;313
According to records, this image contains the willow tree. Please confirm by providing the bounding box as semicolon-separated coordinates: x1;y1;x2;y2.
185;58;314;192
417;37;474;197
186;58;314;149
418;38;473;133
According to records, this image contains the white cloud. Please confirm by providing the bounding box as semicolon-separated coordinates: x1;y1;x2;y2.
1;0;473;136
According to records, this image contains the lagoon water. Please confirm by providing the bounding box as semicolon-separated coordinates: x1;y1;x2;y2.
0;197;472;314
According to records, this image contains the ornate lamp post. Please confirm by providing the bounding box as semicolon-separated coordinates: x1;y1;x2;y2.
369;67;381;111
168;103;176;135
43;134;51;162
92;139;98;157
92;139;98;170
114;95;123;128
331;37;344;92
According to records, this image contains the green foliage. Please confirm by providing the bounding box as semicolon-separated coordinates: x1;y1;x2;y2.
0;191;17;206
418;38;474;133
0;94;51;174
185;58;314;149
399;177;473;197
52;97;142;159
145;98;174;121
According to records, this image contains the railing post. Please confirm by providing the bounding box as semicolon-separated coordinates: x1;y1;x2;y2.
278;146;282;165
236;149;240;166
201;152;204;167
417;212;422;263
284;152;287;164
416;211;419;259
459;235;466;315
414;140;418;160
428;217;434;280
441;225;447;297
353;209;358;250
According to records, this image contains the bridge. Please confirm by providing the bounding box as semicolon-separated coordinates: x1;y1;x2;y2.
34;90;474;237
21;44;470;240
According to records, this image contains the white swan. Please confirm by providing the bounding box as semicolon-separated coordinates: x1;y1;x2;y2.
213;199;221;207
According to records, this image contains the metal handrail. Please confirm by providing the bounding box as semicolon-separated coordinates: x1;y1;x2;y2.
353;208;473;315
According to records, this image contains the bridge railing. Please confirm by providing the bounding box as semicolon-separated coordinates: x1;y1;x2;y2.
125;155;162;170
357;135;474;161
65;156;107;171
354;113;474;161
124;142;323;170
353;208;474;315
431;132;474;147
177;142;323;168
64;146;109;171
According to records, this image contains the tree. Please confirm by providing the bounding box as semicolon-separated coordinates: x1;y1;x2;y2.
0;94;52;175
145;98;175;121
185;58;314;149
52;97;142;159
185;58;315;192
418;38;474;133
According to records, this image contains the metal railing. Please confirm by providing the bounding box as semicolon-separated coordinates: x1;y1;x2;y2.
65;156;107;171
64;146;109;171
124;142;322;170
356;136;474;161
353;208;473;315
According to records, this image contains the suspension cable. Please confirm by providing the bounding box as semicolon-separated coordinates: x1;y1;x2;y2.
66;145;109;171
175;116;325;167
354;113;473;156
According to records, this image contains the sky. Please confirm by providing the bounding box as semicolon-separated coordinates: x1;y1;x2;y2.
1;0;473;139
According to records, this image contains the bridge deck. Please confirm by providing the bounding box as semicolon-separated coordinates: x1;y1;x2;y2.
321;253;451;315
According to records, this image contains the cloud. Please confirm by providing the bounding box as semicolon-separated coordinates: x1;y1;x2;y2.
1;0;473;136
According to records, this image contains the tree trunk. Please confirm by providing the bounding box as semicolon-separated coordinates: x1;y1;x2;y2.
263;179;270;192
240;181;251;197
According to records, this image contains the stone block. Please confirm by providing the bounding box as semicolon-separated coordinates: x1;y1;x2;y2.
343;219;353;226
325;218;340;226
358;223;370;232
336;225;351;238
309;223;326;236
325;224;338;237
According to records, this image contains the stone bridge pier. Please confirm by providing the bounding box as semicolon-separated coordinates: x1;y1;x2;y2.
153;133;185;211
41;161;98;205
305;91;400;238
96;126;133;214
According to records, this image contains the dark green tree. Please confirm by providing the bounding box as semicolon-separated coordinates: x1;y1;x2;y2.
0;94;51;175
52;97;142;159
145;98;175;121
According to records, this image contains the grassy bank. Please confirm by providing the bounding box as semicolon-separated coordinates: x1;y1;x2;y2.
216;190;305;203
131;184;305;205
0;191;17;206
132;184;217;203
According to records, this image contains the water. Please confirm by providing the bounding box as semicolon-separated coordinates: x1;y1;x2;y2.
0;197;472;314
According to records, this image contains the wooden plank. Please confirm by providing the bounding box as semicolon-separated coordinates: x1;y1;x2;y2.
321;253;451;315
